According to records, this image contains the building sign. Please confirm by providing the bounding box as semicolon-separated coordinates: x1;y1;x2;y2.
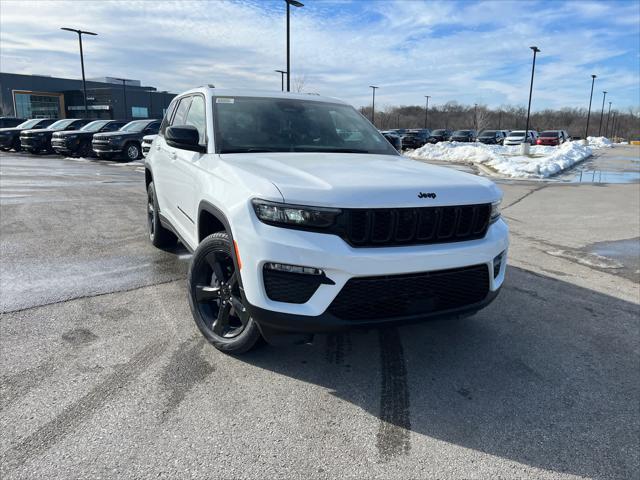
68;105;111;110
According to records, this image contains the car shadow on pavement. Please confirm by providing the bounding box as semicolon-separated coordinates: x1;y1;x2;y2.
241;266;639;479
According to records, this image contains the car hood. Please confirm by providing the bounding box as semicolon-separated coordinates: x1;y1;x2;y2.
53;129;88;137
220;152;501;208
94;131;136;139
0;127;24;134
22;128;56;135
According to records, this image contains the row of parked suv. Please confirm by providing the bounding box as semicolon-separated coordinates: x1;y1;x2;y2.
0;117;161;161
380;128;572;150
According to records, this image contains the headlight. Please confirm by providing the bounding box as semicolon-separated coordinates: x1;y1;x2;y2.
490;200;501;224
252;199;341;229
110;136;121;142
66;135;77;139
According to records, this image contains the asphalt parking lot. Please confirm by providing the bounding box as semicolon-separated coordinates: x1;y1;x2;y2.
1;147;639;479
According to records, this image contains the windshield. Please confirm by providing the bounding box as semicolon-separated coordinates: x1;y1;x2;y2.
81;120;110;132
540;131;559;137
479;130;497;136
509;131;526;136
453;130;472;135
17;119;44;129
48;119;76;130
432;129;447;135
214;97;398;155
120;121;149;132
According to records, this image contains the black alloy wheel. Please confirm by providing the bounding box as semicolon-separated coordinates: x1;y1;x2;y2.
188;232;261;353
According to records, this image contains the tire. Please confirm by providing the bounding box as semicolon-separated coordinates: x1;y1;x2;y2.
79;141;93;158
125;142;140;161
147;181;177;249
187;232;262;354
11;138;20;151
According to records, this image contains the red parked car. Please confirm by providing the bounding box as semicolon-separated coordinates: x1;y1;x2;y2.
537;130;570;146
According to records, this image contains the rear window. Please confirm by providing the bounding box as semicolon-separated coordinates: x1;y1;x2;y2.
540;131;559;137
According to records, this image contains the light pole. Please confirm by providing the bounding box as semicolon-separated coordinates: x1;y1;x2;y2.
598;91;607;136
369;86;379;126
524;46;540;153
113;77;133;120
585;74;597;140
285;0;304;92
61;27;97;118
275;70;287;92
473;103;478;131
424;95;430;129
605;101;612;137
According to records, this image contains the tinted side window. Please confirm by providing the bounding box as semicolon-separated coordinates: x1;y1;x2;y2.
184;95;206;144
160;98;179;135
146;122;161;133
171;97;192;127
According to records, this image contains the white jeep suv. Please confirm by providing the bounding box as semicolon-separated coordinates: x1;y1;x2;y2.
145;87;509;353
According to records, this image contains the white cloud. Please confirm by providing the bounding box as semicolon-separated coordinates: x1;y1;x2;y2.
0;0;638;110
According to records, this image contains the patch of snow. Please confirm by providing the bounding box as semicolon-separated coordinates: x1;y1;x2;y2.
407;141;593;178
586;136;613;148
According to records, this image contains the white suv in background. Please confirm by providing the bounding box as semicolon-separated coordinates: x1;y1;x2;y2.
145;88;509;353
504;130;538;146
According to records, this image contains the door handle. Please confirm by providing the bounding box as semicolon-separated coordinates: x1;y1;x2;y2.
170;152;177;160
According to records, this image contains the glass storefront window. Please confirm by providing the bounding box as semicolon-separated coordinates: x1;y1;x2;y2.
15;93;62;119
131;106;148;118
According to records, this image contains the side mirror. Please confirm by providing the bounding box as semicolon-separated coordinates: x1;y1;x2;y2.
166;125;205;153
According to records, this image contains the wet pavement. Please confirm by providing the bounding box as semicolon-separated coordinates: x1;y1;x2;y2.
1;149;639;480
555;151;640;184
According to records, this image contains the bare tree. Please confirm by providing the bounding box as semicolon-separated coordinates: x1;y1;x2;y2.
292;74;307;93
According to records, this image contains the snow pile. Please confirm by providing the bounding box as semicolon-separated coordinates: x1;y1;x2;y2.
587;136;613;148
408;141;593;178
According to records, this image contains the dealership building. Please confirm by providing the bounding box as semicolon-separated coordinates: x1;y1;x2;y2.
0;72;176;121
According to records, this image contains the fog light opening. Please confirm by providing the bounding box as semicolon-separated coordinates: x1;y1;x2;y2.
264;262;324;276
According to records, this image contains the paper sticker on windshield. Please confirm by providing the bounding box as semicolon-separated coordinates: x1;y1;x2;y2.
216;98;235;104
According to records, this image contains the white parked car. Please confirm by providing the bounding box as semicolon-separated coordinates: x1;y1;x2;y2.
141;134;156;158
504;130;538;146
144;87;509;353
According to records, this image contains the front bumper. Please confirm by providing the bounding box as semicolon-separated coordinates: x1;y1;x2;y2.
51;138;78;153
235;211;509;328
0;136;15;148
20;136;48;150
92;143;123;154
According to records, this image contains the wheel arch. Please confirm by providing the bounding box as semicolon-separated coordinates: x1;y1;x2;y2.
197;201;231;242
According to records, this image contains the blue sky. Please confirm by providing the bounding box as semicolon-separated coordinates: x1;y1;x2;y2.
1;0;638;111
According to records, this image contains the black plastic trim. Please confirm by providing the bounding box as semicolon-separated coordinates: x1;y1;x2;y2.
248;287;500;335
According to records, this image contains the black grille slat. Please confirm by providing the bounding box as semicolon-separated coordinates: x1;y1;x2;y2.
328;264;490;321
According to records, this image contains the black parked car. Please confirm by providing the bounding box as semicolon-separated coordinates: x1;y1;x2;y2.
51;119;128;157
401;129;431;150
0;117;25;128
0;118;56;151
20;118;92;153
476;130;505;145
450;130;476;142
92;119;161;161
382;132;402;152
427;129;453;143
